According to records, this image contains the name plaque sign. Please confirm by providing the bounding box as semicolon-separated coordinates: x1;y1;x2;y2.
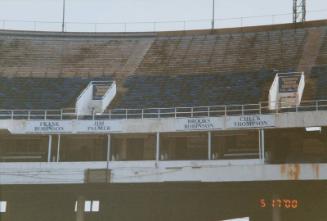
25;121;72;133
179;118;223;131
226;115;275;129
76;120;123;133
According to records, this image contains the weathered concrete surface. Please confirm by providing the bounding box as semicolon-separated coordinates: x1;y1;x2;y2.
0;110;327;134
0;161;326;185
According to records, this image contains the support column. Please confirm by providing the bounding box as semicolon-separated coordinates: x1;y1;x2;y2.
76;196;85;221
261;129;265;162
259;129;265;163
56;135;61;162
272;194;282;221
156;132;160;162
47;135;52;162
107;134;111;165
208;131;212;160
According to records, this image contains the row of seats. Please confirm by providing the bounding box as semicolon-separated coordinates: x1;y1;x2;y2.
316;27;327;65
0;66;326;111
0;36;150;77
136;29;309;75
310;65;327;100
113;70;276;109
0;77;97;109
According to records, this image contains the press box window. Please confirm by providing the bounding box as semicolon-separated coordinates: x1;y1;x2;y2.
0;201;7;213
74;200;100;212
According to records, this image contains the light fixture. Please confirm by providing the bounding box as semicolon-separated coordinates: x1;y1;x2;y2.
305;126;321;132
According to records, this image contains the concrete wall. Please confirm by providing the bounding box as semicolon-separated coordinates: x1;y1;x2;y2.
0;110;327;134
0;161;326;185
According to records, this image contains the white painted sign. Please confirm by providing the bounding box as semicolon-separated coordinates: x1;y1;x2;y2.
7;115;276;134
226;115;275;129
24;121;72;134
76;120;123;133
177;118;223;131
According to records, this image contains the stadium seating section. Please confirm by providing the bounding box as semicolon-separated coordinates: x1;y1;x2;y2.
0;20;326;109
0;77;91;109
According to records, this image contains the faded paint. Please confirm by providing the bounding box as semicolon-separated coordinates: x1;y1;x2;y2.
1;162;327;185
311;164;320;179
1;110;327;135
280;164;301;180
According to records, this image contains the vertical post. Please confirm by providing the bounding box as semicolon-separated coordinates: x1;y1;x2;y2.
56;134;61;162
211;0;215;30
62;0;66;32
107;134;111;164
302;0;306;22
262;129;265;162
316;100;319;111
258;129;262;161
259;129;265;163
272;194;281;221
48;135;52;162
208;131;212;160
76;196;85;221
156;132;160;162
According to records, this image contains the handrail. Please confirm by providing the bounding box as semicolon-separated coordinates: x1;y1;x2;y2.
1;99;327;120
0;9;326;32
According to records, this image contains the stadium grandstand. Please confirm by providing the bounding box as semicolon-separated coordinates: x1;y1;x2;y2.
0;17;327;221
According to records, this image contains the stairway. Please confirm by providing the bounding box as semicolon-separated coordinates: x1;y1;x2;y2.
278;73;303;108
269;72;305;109
76;81;116;115
93;84;110;100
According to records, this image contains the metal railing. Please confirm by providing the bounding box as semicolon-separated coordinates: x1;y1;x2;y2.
0;100;327;121
0;9;326;33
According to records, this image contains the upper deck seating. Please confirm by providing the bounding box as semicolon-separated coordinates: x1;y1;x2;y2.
0;21;326;110
135;28;307;75
0;77;90;109
0;34;154;77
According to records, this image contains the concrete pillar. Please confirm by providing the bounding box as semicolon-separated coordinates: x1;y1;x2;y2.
208;131;212;160
156;132;160;161
261;129;265;162
121;138;127;160
106;134;111;163
47;135;52;162
76;196;85;221
272;194;282;221
56;135;61;162
259;129;265;163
